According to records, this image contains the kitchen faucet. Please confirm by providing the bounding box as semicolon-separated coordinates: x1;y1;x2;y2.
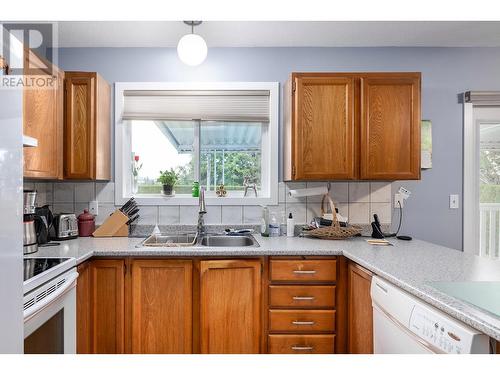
197;187;207;242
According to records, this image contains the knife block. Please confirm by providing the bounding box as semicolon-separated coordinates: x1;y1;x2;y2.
92;210;129;237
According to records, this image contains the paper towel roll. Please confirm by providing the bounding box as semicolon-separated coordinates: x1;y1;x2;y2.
288;186;328;198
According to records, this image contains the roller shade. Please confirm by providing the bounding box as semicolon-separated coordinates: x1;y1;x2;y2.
122;90;270;122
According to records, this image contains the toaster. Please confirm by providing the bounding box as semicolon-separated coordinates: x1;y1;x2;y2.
51;213;79;240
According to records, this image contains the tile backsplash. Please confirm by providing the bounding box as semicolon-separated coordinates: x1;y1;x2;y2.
24;181;393;226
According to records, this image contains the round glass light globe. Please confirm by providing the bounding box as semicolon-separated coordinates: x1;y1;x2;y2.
177;33;208;66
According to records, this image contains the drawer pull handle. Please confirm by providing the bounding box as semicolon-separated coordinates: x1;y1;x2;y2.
293;270;316;274
292;320;315;325
292;346;314;351
292;296;315;301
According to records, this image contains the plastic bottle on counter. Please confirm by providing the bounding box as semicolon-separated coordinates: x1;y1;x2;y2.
269;212;280;237
280;211;287;236
260;205;270;237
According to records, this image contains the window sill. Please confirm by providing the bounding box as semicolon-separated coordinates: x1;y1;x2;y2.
116;194;278;206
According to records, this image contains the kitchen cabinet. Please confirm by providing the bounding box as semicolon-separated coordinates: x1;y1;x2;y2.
347;262;373;354
267;257;347;354
64;72;111;180
76;261;91;354
23;50;64;179
284;72;421;181
284;76;356;180
77;257;263;354
199;259;262;353
360;75;421;179
89;259;125;354
130;260;193;354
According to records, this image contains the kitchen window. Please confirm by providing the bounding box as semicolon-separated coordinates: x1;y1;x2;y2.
115;82;279;205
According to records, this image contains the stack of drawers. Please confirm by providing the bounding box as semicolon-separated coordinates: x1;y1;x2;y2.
268;258;337;354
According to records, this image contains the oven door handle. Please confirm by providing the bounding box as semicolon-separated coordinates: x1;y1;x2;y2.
24;271;78;320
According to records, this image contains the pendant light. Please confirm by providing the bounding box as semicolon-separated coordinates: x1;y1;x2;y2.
177;21;207;66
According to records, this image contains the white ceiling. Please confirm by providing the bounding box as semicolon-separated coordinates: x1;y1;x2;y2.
57;21;500;48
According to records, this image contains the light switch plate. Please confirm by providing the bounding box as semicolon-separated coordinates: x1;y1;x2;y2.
449;194;459;209
89;200;99;215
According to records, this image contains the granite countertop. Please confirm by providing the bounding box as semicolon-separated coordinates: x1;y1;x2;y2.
31;234;500;341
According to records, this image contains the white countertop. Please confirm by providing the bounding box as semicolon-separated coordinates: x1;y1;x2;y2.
33;234;500;341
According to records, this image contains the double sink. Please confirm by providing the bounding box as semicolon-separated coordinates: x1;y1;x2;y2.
140;232;260;248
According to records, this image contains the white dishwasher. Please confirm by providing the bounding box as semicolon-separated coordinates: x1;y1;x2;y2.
370;276;490;354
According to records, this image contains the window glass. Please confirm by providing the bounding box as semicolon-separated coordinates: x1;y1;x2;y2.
200;122;262;194
130;120;196;195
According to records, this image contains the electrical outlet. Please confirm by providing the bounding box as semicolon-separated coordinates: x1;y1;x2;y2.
449;194;459;209
394;194;404;208
89;200;99;215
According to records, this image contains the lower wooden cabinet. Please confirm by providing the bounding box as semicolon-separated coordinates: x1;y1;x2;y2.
90;259;125;354
130;260;192;354
347;262;373;354
77;258;263;354
200;259;262;354
268;334;335;354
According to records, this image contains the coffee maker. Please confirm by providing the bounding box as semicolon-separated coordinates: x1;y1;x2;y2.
23;190;38;254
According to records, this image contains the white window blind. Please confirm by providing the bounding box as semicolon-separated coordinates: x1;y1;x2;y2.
122;90;270;122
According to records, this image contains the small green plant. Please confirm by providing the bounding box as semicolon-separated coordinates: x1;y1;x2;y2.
157;168;178;187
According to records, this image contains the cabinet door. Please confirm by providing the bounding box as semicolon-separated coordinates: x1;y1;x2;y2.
360;74;421;180
76;261;91;354
130;260;192;354
200;260;262;353
23;65;63;179
90;259;125;353
64;74;96;179
348;262;373;354
293;76;356;180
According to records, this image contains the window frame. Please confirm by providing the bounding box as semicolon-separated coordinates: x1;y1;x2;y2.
114;81;279;206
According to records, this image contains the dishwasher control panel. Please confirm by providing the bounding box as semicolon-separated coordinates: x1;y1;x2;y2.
409;304;478;354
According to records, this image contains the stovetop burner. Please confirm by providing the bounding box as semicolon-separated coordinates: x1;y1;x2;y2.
24;258;71;281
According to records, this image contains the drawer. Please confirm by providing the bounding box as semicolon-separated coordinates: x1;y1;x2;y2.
269;285;335;308
270;260;337;282
268;334;335;354
269;310;335;332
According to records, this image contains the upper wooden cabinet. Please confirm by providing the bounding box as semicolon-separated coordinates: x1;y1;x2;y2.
200;259;262;354
347;262;373;354
130;260;193;354
285;75;356;180
284;72;421;181
23;51;64;179
64;72;111;180
360;75;421;179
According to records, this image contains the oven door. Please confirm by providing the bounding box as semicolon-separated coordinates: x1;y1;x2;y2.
23;269;78;354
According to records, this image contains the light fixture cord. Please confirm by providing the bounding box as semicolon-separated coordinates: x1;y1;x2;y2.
191;22;194;34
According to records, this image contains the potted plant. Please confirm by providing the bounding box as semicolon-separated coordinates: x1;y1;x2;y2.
158;168;178;196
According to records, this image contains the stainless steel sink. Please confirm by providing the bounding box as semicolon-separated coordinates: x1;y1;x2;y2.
140;233;259;247
200;234;259;247
141;233;197;247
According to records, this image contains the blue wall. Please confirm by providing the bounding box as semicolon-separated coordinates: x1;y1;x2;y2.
57;47;500;250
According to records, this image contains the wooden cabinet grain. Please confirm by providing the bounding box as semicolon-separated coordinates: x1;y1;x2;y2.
286;75;356;180
130;260;192;354
89;259;125;354
23;51;64;179
200;259;262;353
64;72;111;180
360;74;421;179
347;262;373;354
284;72;421;181
76;261;91;354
